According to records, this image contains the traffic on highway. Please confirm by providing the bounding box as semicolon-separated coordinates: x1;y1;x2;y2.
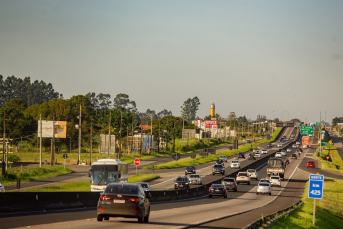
1;127;318;229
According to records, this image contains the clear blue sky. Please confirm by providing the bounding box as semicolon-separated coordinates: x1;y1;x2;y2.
1;0;343;123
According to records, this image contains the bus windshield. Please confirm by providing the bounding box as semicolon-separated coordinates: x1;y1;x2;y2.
91;165;118;185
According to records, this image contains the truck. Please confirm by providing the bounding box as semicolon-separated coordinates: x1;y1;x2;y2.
267;157;285;180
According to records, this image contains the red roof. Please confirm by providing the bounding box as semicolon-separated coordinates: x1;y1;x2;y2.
140;124;152;131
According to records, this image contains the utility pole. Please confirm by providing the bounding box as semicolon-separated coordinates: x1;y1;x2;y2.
78;105;82;164
158;119;160;153
173;120;176;152
119;111;122;154
108;111;111;159
40;114;42;168
2;109;6;175
51;113;55;166
151;112;153;135
126;128;129;153
132;112;134;152
90;119;92;165
166;119;169;152
140;121;143;154
182;118;184;145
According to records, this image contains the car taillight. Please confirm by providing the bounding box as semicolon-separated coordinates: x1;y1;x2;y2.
237;175;240;177
246;176;249;178
209;187;213;191
100;196;112;201
269;187;270;190
128;198;140;203
223;189;226;192
278;180;280;182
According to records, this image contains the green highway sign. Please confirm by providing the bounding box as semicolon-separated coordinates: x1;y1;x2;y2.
321;142;328;146
316;122;321;125
301;126;314;135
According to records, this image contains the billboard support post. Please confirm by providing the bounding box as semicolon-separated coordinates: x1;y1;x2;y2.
40;114;42;168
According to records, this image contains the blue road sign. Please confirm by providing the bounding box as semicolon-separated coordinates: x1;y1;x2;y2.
319;148;323;152
308;174;324;199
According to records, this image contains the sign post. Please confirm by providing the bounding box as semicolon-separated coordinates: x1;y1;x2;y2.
308;174;324;225
134;158;140;175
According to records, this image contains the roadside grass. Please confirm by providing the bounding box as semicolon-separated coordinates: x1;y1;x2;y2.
23;174;160;192
313;145;343;174
271;179;343;229
143;128;282;170
0;166;74;185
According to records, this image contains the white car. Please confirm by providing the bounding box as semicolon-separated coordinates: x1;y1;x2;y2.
0;181;5;192
255;152;261;158
261;149;268;154
281;150;287;156
292;144;297;148
270;176;281;187
286;147;292;153
230;160;240;169
277;142;284;147
275;152;282;158
247;169;258;180
303;145;308;149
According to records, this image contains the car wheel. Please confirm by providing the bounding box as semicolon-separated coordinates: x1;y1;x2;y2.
213;173;215;175
104;216;109;221
269;193;271;196
224;194;227;198
256;192;258;195
237;182;239;185
234;188;237;192
209;195;212;198
97;215;103;222
144;208;150;223
138;210;145;223
256;178;258;181
248;182;250;185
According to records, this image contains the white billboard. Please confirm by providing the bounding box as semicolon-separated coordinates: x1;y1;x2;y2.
100;134;116;154
38;121;67;138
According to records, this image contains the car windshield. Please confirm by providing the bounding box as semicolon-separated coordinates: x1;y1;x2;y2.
271;176;279;179
259;183;269;186
223;178;235;182
260;179;269;183
190;175;200;178
138;183;148;188
232;160;239;163
214;165;223;168
238;173;247;176
308;161;314;164
247;169;255;172
105;184;138;194
176;177;188;181
292;154;296;156
186;166;194;169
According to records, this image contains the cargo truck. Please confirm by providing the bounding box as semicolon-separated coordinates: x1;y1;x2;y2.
267;157;285;180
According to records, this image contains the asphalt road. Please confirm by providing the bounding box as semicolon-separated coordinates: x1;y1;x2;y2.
0;128;306;229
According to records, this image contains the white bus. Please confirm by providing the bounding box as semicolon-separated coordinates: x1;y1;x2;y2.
89;159;128;192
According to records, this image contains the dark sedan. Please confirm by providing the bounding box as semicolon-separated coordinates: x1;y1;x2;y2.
209;184;227;198
248;153;256;160
238;152;245;159
185;166;196;175
97;183;150;223
175;176;190;189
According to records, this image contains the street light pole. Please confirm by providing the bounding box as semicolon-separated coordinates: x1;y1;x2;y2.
77;105;82;165
2;109;6;175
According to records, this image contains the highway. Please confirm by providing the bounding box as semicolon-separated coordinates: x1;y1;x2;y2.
0;127;309;229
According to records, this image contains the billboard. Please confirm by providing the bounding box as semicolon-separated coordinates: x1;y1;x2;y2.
38;121;67;138
198;120;217;130
302;136;310;146
100;134;116;154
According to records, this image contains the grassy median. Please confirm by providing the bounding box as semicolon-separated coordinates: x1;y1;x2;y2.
143;128;282;170
271;178;343;229
0;166;74;185
24;174;160;192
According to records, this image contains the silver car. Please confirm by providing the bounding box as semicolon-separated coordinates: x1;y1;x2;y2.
286;147;292;153
136;182;151;192
247;169;258;180
261;149;268;154
255;152;261;158
219;155;228;162
0;181;5;192
281;150;287;156
189;174;202;185
270;176;281;187
256;182;271;195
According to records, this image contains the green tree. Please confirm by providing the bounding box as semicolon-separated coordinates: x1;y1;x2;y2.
181;96;200;122
113;93;137;112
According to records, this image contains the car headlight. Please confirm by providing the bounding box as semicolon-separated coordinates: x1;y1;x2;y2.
175;183;178;185
185;183;189;185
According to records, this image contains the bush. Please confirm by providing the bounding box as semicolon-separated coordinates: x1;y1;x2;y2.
8;154;20;163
